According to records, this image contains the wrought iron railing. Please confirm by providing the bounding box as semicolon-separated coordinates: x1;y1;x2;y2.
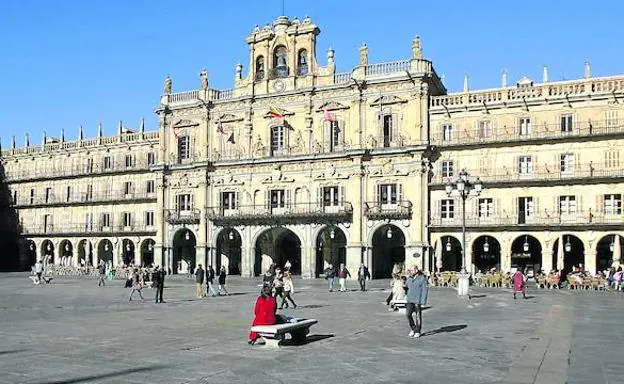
206;202;353;225
4;161;152;182
364;200;412;219
14;190;157;207
430;211;623;227
164;209;201;224
21;224;156;235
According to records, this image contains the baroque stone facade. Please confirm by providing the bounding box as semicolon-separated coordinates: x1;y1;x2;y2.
2;16;622;277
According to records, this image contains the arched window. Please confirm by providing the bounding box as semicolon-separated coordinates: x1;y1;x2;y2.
297;49;308;76
273;46;288;78
255;56;265;81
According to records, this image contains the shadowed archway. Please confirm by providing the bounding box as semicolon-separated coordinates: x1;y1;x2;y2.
254;228;301;276
511;235;542;273
173;229;196;275
216;229;242;275
471;236;501;273
441;236;462;272
371;224;405;279
315;226;347;277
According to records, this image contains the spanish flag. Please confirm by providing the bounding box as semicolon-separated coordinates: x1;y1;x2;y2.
269;105;285;119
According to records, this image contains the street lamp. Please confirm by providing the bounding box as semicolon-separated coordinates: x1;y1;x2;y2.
564;236;572;253
523;236;530;252
445;237;452;252
386;227;393;239
445;169;483;297
148;242;154;252
329;228;335;239
185;230;191;241
104;243;109;252
229;230;235;240
483;237;490;253
610;240;615;252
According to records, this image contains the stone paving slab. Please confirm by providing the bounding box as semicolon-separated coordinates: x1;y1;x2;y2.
0;273;622;383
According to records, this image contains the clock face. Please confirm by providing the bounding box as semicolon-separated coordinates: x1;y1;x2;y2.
273;80;285;92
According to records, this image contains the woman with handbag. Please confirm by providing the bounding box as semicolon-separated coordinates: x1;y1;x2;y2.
128;268;144;301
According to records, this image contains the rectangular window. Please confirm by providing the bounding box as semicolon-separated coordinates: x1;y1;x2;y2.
323;186;339;207
442;124;453;141
147;152;156;166
178;136;190;161
103;156;112;170
518;156;533;174
270;189;286;209
145;211;155;227
85;158;93;174
66;186;71;202
45;187;52;203
85;185;93;201
478;198;494;218
146;180;155;194
605;150;620;169
560;154;575;174
122;212;132;227
125;154;133;168
519;117;531;136
177;194;192;211
270;126;285;156
605;110;619;128
561;115;573;133
518;196;534;224
441;199;454;219
383;115;393;148
604;194;622;215
84;213;93;231
478;121;492;139
43;214;52;232
378;184;398;205
559;195;577;215
441;160;454;178
12;190;17;205
101;213;111;228
221;191;237;210
124;181;133;196
330;121;340;152
30;188;35;204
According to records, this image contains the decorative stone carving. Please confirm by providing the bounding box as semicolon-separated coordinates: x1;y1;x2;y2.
214;169;244;186
172;119;200;128
367;135;378;148
262;164;294;183
253;135;265;156
369;95;408;106
290;131;305;154
316;101;349;112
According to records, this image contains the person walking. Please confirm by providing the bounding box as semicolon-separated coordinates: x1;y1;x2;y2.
153;265;165;303
34;260;43;285
324;264;336;292
284;259;292;272
273;268;285;301
218;265;229;295
206;265;217;297
512;269;528;299
405;265;428;338
97;260;106;286
280;271;297;309
337;263;351;292
195;264;205;298
357;263;371;291
128;268;145;301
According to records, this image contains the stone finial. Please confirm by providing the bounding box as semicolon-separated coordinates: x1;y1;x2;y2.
42;130;47;145
235;63;243;80
98;122;103;137
327;47;335;63
25;132;30;147
199;69;208;91
502;69;508;88
79;125;84;141
253;24;260;33
463;74;469;92
12;135;16;149
359;43;368;66
543;66;549;83
164;75;172;94
118;120;123;135
140;118;145;133
412;35;422;60
584;61;591;79
303;15;311;24
61;128;65;142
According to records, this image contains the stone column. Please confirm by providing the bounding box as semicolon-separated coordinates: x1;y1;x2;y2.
240;246;255;278
301;246;315;279
196;244;207;269
500;248;511;273
346;245;362;281
154;245;163;267
541;251;553;274
583;252;595;274
404;245;422;270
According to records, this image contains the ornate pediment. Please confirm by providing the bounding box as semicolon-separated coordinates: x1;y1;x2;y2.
262;165;294;183
219;113;244;123
369;95;407;106
314;163;349;180
262;107;295;119
172;119;199;128
370;159;409;177
168;172;203;188
213;170;244;186
316;101;349;112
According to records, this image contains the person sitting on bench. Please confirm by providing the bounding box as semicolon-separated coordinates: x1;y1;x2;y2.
248;285;277;345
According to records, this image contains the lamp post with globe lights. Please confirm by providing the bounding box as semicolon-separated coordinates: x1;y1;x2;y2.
445;169;483;298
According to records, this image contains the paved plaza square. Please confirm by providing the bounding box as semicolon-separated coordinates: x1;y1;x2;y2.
0;273;622;384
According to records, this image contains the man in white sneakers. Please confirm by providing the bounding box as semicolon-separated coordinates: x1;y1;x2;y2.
34;260;43;284
405;265;428;338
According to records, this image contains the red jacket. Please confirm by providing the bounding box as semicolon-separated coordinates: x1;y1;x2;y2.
248;295;277;341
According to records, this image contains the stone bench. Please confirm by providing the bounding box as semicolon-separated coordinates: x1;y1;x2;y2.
390;299;407;314
251;318;318;347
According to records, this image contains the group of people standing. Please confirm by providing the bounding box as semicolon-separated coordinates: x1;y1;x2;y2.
323;263;370;292
195;264;229;298
262;263;297;309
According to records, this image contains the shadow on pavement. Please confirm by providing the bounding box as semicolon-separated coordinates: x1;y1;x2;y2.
0;349;28;356
37;365;169;384
422;324;467;337
284;333;335;346
296;304;326;309
470;294;487;298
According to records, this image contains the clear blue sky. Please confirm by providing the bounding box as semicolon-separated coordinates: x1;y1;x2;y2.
1;0;623;147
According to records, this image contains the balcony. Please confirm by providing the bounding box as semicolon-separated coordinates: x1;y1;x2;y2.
429;210;623;230
268;66;289;79
430;119;624;148
430;163;624;188
364;201;412;220
14;190;157;208
4;161;152;183
206;202;353;226
165;209;201;225
20;224;156;236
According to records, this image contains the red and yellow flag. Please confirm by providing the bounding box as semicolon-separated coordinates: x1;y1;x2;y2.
269;105;284;119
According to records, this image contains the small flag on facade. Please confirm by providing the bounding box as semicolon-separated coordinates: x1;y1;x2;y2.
269;105;285;119
323;108;335;122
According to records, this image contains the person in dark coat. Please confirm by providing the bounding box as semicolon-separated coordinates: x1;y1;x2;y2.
153;266;165;303
324;264;336;292
218;265;229;295
206;265;217;297
195;264;205;298
357;263;371;291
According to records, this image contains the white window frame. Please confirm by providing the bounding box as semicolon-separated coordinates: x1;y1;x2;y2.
221;191;237;211
478;198;494;218
559;195;577;215
178;136;190;161
379;183;398;207
478;120;492;139
441;199;454;219
442;124;454;141
604;194;622;216
441;160;454;178
518;156;533;175
270;189;286;214
560;153;575;175
518;117;531;136
177;194;192;212
561;114;573;133
145;211;155;227
270;126;286;156
146;180;155;195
